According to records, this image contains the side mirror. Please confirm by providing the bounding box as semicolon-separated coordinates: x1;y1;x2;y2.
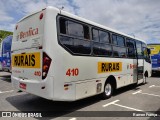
147;48;151;54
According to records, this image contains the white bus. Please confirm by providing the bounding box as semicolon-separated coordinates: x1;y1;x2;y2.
11;6;151;101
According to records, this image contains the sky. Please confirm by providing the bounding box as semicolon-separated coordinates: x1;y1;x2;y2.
0;0;160;44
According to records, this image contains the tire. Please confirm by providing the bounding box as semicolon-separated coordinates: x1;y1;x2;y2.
102;81;113;99
133;82;138;88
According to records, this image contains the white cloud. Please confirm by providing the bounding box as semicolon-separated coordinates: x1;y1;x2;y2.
0;0;75;31
0;0;160;43
0;11;14;22
72;0;160;43
0;23;15;31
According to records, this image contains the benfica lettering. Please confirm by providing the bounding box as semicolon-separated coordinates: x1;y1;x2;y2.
19;27;38;39
130;64;137;69
98;62;122;73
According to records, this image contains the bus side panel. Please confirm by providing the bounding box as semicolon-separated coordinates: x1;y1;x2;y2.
57;52;138;100
63;54;133;84
75;81;96;100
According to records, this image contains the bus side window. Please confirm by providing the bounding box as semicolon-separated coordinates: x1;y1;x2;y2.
92;28;112;56
126;39;136;58
59;17;91;55
83;25;90;40
99;30;110;43
113;46;127;58
136;40;143;59
68;21;84;39
92;29;99;42
117;36;125;46
112;34;125;47
93;43;112;56
112;34;117;45
59;18;67;34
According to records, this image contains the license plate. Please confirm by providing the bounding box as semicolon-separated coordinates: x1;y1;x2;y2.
12;52;40;68
19;83;26;90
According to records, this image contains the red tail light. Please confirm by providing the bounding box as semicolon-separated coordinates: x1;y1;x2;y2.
42;52;51;79
39;13;43;20
16;25;18;30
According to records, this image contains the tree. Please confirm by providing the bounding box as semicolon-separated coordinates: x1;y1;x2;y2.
0;30;13;43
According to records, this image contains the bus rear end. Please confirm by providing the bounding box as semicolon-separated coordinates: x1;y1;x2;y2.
11;9;53;99
151;54;160;74
148;44;160;74
1;35;12;72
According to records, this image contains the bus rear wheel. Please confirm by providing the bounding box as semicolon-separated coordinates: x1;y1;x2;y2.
102;81;113;99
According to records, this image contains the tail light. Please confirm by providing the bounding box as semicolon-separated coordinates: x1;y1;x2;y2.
16;25;18;30
42;52;51;79
39;13;43;20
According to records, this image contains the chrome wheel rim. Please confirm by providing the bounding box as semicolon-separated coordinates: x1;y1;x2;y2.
105;83;112;96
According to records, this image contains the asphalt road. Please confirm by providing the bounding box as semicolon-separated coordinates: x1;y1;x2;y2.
0;71;160;120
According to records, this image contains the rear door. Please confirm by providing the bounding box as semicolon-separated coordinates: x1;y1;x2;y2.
12;10;45;81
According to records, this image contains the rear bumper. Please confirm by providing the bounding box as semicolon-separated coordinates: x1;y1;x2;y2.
11;75;53;100
11;75;76;101
2;67;11;72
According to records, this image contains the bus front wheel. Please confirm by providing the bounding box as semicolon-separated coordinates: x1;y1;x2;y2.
102;81;113;99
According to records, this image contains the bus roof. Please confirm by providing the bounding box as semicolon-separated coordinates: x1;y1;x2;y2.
17;6;146;43
17;6;59;23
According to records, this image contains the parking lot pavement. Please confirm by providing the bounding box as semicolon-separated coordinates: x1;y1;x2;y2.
0;72;160;120
0;72;12;92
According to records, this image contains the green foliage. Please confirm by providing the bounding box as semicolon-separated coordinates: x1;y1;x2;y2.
0;30;13;43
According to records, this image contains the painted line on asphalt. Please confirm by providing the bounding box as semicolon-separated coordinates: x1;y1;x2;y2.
132;90;142;95
102;100;159;116
149;85;155;88
0;90;14;94
103;100;120;107
113;103;143;111
140;92;160;97
113;103;160;116
132;89;160;97
69;118;77;120
103;100;144;112
149;85;160;88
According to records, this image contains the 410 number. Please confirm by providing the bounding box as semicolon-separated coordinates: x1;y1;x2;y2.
66;68;79;76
